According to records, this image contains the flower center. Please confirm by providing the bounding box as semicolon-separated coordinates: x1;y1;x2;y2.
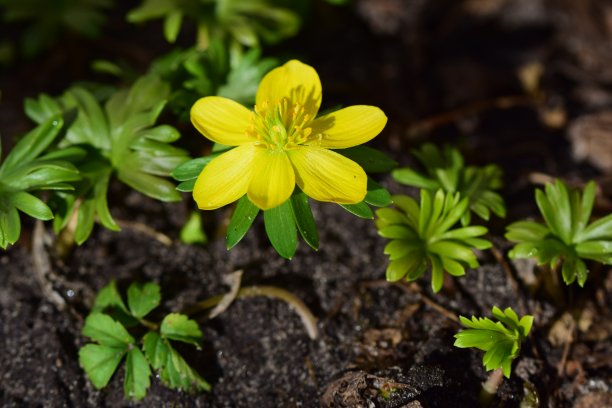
246;98;315;150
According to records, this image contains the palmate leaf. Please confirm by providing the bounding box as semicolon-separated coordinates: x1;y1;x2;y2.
24;75;189;244
376;190;491;292
454;307;534;378
506;179;612;287
392;143;506;226
0;116;81;249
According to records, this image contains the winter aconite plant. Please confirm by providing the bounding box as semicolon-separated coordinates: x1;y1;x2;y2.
173;59;392;258
454;306;534;378
25;75;189;244
392;143;506;226
128;0;300;49
376;190;491;292
0;116;80;248
79;281;210;401
505;179;612;287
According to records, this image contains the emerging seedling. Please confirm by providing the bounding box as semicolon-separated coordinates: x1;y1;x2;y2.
392;143;506;226
79;281;210;401
0;116;80;248
505;179;612;287
454;306;533;378
375;190;491;292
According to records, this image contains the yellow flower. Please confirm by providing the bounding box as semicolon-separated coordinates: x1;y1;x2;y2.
190;59;387;210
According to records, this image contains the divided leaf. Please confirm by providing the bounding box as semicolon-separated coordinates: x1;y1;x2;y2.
454;307;534;378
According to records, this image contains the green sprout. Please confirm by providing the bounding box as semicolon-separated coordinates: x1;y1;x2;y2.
0;0;113;59
79;281;211;401
392;143;506;226
375;190;492;292
24;75;189;244
0;116;81;248
505;179;612;287
454;306;534;378
127;0;300;49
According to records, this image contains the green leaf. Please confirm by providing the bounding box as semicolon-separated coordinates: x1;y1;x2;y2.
338;146;397;173
118;171;182;202
79;344;126;389
171;157;209;181
264;200;298;259
143;331;166;370
364;178;392;207
124;348;151;401
160;313;202;348
180;211;207;245
340;201;373;219
127;282;161;319
82;313;135;348
226;196;259;249
160;343;211;392
290;190;319;250
9;191;53;220
93;280;129;314
392;168;439;189
164;11;183;43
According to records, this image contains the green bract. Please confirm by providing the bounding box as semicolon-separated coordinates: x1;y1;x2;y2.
0;116;80;249
505;179;612;287
151;42;278;122
454;306;534;378
24;75;189;244
128;0;301;49
375;190;492;292
79;281;210;401
392;143;506;226
172;146;395;259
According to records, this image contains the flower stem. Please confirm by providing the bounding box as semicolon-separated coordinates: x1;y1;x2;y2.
479;368;504;406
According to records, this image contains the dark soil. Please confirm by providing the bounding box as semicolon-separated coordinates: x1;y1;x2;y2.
1;0;611;407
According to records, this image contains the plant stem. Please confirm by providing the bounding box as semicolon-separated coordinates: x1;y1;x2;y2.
479;368;504;406
183;285;319;340
138;318;159;331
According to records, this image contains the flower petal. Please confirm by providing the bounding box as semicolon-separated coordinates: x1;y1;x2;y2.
248;150;295;210
308;105;387;149
288;146;367;204
193;144;256;210
191;96;253;146
256;60;322;117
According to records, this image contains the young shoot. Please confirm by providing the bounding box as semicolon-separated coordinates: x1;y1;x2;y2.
454;306;534;378
375;190;491;292
392;143;506;226
79;281;210;401
505;179;612;287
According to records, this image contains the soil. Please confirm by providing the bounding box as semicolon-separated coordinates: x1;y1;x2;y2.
1;0;611;407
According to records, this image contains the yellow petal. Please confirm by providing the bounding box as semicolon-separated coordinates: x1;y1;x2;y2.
288;146;367;204
193;144;256;210
191;96;253;146
248;150;295;210
256;60;322;116
308;105;387;149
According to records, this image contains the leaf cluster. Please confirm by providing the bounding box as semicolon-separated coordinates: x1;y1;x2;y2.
0;0;112;60
151;42;278;122
173;145;396;258
24;75;189;244
0;116;81;248
127;0;301;49
454;306;534;378
392;143;506;226
506;179;612;287
376;189;491;292
79;281;210;401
